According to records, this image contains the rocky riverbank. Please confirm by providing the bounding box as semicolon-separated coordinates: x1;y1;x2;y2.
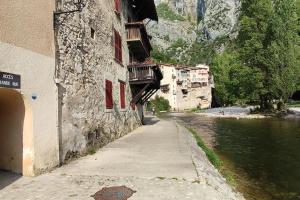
195;106;266;119
190;106;300;119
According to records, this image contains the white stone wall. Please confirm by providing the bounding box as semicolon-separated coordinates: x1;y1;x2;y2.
176;85;212;110
0;0;59;175
156;64;212;111
158;65;178;109
55;0;141;162
0;42;59;175
190;64;210;83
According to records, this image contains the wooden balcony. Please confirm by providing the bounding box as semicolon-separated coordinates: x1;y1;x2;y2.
128;63;162;87
161;84;170;93
128;63;163;104
126;22;152;61
177;79;183;85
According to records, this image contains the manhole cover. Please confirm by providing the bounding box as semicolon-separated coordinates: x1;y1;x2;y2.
91;186;136;200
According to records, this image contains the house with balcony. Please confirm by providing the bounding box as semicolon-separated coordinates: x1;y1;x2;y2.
0;0;161;176
55;0;162;163
125;1;163;112
190;64;210;88
155;64;213;111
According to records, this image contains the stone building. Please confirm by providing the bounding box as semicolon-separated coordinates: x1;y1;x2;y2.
157;64;213;111
0;1;59;176
0;0;161;176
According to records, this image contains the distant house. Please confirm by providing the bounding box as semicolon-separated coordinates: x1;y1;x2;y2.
0;0;162;176
155;64;213;111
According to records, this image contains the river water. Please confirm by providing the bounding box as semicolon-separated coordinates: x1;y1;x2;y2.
165;113;300;200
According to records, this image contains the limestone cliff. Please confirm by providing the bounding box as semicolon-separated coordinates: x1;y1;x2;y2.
199;0;240;39
149;0;240;50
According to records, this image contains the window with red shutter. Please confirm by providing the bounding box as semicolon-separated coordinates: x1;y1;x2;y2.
114;0;121;14
105;80;113;109
114;29;122;63
120;82;126;109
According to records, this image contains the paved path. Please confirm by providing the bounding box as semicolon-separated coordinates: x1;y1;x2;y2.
0;117;242;200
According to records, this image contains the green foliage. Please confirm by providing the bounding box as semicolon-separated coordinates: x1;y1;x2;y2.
187;127;237;186
163;35;170;41
185;41;216;65
87;147;96;155
187;127;222;169
151;39;190;64
151;38;218;66
157;3;185;21
237;0;300;109
208;0;300;109
288;101;300;107
211;48;263;106
147;96;171;113
153;0;300;110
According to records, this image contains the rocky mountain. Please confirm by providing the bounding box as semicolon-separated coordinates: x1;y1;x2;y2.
199;0;240;40
148;0;240;50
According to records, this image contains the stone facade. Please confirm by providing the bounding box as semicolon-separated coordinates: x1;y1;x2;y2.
156;64;213;110
55;0;143;162
0;0;59;176
0;0;158;176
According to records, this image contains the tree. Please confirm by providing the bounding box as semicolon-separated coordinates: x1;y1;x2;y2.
147;96;171;113
212;48;263;106
238;0;299;110
268;0;299;103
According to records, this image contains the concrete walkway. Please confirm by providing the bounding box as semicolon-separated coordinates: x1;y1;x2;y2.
0;117;242;200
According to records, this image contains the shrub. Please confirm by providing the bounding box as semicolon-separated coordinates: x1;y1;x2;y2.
147;96;171;113
157;3;185;21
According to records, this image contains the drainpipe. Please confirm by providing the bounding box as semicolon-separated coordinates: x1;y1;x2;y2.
53;0;64;166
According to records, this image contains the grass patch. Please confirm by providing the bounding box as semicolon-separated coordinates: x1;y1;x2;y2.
87;147;96;155
157;3;185;21
288;101;300;107
187;127;222;168
186;127;237;186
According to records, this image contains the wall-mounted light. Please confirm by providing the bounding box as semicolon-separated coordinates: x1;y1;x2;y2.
31;93;38;100
53;0;86;27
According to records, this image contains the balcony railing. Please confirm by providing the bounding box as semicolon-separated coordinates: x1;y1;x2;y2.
128;63;162;87
161;84;170;92
126;22;152;61
177;79;183;85
128;63;163;104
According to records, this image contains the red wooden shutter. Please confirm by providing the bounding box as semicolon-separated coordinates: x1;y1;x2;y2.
115;0;121;14
105;80;113;109
114;30;118;60
120;82;126;109
114;30;122;63
118;34;122;62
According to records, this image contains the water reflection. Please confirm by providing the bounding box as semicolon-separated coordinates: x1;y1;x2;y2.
213;118;300;200
167;113;300;200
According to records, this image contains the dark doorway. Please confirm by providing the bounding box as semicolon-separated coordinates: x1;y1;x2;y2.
0;88;25;175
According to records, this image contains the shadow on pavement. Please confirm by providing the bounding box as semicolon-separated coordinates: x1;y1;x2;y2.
0;170;21;190
144;116;160;125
